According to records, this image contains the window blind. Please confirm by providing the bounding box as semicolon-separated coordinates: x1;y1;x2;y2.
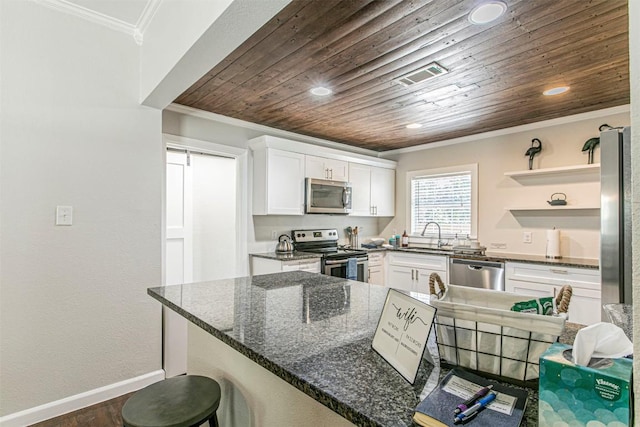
410;172;472;237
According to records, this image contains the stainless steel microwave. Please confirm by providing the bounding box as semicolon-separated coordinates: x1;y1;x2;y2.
305;178;352;214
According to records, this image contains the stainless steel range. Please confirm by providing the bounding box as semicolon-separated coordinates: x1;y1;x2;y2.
292;228;368;282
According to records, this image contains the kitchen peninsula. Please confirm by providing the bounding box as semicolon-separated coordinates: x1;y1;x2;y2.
148;271;580;426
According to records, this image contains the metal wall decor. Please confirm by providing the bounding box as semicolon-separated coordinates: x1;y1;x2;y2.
524;138;542;170
581;124;612;164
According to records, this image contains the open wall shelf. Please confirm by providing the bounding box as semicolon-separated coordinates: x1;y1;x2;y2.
504;164;600;179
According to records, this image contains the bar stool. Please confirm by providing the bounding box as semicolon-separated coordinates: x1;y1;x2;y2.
122;375;221;427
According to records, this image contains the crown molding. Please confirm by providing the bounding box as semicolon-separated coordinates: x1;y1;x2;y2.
379;104;631;157
32;0;161;45
165;103;384;158
135;0;162;44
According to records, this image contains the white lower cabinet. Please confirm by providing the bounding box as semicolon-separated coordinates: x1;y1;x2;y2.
367;252;385;286
386;252;447;294
252;257;321;276
505;262;601;325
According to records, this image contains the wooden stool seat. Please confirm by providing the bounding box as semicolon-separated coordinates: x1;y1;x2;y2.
122;375;221;427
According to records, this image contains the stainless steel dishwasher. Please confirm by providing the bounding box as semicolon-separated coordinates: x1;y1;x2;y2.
449;258;505;291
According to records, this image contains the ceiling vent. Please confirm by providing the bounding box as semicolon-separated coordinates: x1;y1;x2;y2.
395;62;448;87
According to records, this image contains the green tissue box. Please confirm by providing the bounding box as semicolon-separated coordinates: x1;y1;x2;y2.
539;343;632;426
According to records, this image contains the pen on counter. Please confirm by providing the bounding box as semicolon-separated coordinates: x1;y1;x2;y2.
453;384;493;415
453;391;497;424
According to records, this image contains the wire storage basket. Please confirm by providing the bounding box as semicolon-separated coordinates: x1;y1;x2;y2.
428;275;569;386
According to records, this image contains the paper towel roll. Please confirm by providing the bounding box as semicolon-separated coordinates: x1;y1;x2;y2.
546;229;561;259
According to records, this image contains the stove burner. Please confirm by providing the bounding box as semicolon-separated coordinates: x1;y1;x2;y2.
292;228;367;259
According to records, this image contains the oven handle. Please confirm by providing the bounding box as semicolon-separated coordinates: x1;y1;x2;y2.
324;257;368;265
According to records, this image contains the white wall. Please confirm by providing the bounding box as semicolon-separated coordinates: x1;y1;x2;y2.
382;109;630;260
0;0;162;418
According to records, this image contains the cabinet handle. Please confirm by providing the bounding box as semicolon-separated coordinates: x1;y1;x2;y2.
375;206;378;215
411;269;414;280
329;169;333;180
550;269;568;275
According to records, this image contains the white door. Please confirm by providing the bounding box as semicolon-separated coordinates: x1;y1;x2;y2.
191;153;237;281
165;150;239;377
165;151;192;377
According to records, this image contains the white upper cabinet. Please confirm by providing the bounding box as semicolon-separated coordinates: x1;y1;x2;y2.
249;135;396;216
371;166;395;216
349;163;395;216
252;148;305;215
305;155;349;182
349;163;372;216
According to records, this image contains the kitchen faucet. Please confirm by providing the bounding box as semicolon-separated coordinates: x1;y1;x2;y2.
421;221;444;247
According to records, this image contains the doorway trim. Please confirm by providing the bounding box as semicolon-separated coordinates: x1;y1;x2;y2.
161;133;249;376
162;133;249;280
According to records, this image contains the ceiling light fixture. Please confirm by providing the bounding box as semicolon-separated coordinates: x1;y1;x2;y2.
543;86;570;96
468;1;507;25
310;86;332;96
406;123;423;129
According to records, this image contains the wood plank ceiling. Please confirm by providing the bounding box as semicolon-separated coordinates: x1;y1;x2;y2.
175;0;629;152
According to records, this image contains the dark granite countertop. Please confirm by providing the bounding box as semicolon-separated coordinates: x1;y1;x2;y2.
148;272;583;427
250;251;323;261
361;247;598;269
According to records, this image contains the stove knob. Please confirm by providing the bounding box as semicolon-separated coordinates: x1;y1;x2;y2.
302;233;306;237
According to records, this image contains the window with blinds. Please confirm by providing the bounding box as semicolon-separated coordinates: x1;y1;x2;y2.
410;170;473;237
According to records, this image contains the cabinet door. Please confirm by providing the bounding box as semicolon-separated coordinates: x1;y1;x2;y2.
507;279;553;297
298;260;321;273
386;265;414;292
267;149;305;215
566;287;601;325
416;268;447;294
371;167;395;216
324;158;349;182
368;265;385;286
252;257;283;275
348;163;372;216
305;155;328;180
305;155;349;181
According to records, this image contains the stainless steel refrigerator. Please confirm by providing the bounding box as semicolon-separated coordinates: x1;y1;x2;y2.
600;127;632;312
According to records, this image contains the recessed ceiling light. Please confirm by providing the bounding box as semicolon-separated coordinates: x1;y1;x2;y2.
543;86;570;96
310;86;332;96
406;123;423;129
468;1;507;25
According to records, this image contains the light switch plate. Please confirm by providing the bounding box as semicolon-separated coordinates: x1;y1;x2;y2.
56;206;73;225
523;231;532;244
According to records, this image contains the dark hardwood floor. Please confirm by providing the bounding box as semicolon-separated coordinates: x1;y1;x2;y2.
30;393;133;427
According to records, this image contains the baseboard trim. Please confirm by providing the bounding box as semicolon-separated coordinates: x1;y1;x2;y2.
0;370;165;427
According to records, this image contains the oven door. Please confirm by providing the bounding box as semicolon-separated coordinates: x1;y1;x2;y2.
306;178;352;214
323;257;369;282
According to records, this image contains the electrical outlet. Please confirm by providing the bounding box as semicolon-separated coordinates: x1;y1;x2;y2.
523;231;532;244
271;230;277;239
